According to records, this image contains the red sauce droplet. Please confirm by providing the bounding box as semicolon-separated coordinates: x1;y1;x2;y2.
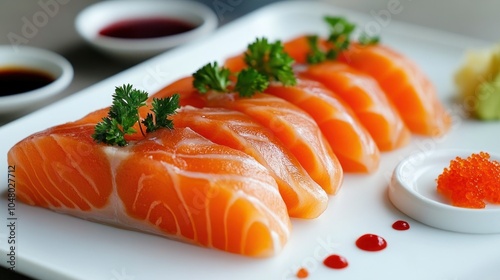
0;67;54;96
392;220;410;231
355;234;387;251
323;254;348;269
99;18;196;39
296;267;309;278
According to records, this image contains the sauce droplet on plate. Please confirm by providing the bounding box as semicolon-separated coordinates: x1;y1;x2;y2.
99;17;196;39
0;68;54;96
392;220;410;230
355;234;387;251
323;254;348;269
296;267;309;278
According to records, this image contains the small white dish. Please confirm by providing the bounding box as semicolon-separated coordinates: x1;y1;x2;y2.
389;149;500;234
75;0;218;62
0;45;73;115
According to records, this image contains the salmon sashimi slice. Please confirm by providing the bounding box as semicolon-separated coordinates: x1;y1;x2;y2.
8;119;291;257
299;61;411;151
282;35;311;65
224;53;246;73
206;92;343;194
282;35;328;65
265;78;380;173
117;128;290;257
151;76;207;108
338;42;451;136
7;122;113;210
173;106;329;218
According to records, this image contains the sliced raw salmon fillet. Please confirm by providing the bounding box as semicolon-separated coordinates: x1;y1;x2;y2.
173;106;329;218
8;117;291;257
299;61;411;151
206;92;343;194
116;128;290;257
283;35;311;65
283;35;328;65
282;35;339;68
338;42;451;136
7;122;112;210
151;76;207;108
265;78;380;173
225;53;246;73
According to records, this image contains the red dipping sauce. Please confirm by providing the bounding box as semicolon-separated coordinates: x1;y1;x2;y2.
99;17;196;39
355;234;387;252
392;220;410;231
323;254;348;269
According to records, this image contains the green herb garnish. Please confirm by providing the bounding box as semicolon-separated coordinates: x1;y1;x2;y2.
92;84;179;146
306;35;328;64
234;68;269;97
192;62;230;93
244;38;297;86
304;16;381;65
142;94;180;133
359;32;380;46
192;61;269;98
324;16;356;53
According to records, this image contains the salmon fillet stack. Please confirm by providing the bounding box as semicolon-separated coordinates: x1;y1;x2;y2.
7;15;451;258
7;113;291;257
281;35;451;137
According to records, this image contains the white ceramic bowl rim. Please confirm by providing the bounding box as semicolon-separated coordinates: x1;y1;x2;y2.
75;0;218;52
0;45;73;112
389;149;500;234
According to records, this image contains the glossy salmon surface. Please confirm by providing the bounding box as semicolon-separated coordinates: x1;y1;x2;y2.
339;43;451;136
265;79;380;173
173;106;329;218
8;116;291;257
206;92;343;194
299;62;410;151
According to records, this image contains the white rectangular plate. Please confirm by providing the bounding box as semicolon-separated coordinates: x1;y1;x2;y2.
1;1;499;279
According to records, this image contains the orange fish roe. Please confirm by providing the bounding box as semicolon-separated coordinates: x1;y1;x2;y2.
436;152;500;208
296;267;309;279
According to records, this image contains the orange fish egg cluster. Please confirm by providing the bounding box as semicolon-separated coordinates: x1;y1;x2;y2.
436;152;500;208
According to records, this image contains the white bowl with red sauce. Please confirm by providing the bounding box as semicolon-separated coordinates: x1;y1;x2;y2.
0;45;73;115
389;149;500;234
75;0;218;62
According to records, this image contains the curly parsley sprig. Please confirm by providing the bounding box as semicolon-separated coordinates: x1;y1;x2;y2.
92;84;179;146
192;62;230;93
192;62;269;98
306;16;381;64
306;35;338;64
234;68;269;97
244;38;297;86
142;94;180;133
325;16;356;52
358;32;380;46
191;38;296;98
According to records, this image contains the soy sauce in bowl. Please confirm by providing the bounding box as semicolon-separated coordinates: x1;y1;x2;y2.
0;67;55;97
0;45;73;116
99;17;196;39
